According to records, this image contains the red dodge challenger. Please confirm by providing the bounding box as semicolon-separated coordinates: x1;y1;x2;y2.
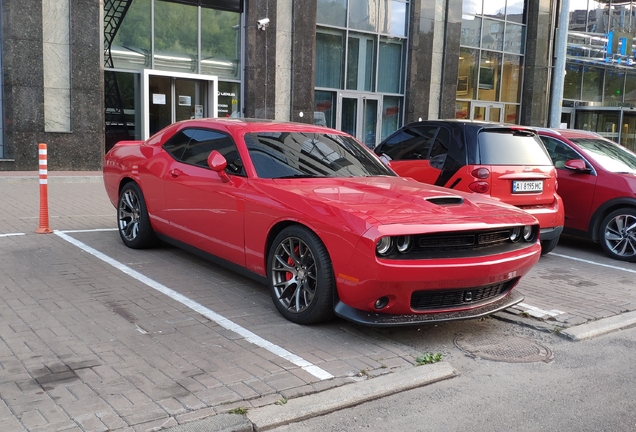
103;118;541;326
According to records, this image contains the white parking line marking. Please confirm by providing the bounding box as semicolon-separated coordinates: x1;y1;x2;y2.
512;302;564;319
54;230;334;381
552;253;636;274
0;233;25;237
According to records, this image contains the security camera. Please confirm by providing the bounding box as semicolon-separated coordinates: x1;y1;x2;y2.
257;18;269;30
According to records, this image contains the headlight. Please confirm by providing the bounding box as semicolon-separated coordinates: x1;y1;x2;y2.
509;227;522;242
376;237;393;255
396;235;412;253
523;225;535;242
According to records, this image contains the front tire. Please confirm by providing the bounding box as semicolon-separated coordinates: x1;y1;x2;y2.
600;208;636;262
267;225;335;325
117;182;157;249
540;236;559;255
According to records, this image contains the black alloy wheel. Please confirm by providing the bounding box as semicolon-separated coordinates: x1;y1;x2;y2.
268;225;335;324
117;182;157;249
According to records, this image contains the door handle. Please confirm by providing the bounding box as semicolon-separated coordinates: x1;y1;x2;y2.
169;168;182;178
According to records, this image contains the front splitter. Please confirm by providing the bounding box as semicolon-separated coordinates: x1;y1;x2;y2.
334;290;524;327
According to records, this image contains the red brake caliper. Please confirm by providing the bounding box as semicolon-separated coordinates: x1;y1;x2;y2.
285;245;299;281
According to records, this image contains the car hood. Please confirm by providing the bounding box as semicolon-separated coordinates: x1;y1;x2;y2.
266;176;535;227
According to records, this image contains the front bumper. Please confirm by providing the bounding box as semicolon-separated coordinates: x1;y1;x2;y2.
334;290;524;327
540;225;563;242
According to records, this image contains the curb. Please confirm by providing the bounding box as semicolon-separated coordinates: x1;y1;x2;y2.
246;362;457;431
163;362;458;432
560;310;636;341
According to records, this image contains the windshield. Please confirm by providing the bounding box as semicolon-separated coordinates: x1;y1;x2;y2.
478;130;553;165
244;132;395;179
570;137;636;174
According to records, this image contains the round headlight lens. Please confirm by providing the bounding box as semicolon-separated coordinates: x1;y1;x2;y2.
396;235;412;253
376;237;393;255
509;227;522;242
523;225;534;242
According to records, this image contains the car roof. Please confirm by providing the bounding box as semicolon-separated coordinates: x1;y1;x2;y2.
533;127;603;139
399;119;538;133
166;117;348;135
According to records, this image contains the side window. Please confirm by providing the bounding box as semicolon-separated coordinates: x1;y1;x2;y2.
377;126;438;160
162;129;197;160
428;127;450;169
181;129;245;175
540;136;579;168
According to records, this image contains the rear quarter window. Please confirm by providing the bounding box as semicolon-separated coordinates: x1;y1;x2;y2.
478;131;553;165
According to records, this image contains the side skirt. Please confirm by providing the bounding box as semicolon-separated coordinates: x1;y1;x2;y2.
155;233;268;286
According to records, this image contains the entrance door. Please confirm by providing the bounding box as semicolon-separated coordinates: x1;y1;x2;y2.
621;112;636;152
560;108;574;128
471;102;504;122
143;70;218;139
337;92;381;148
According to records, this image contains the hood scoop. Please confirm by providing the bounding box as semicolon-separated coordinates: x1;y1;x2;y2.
425;196;464;206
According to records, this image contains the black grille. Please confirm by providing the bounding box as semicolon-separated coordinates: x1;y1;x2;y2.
410;278;518;311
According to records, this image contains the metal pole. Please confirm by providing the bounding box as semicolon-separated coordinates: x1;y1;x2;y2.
549;0;570;128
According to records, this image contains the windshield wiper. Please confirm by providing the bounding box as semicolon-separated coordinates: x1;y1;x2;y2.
277;174;322;179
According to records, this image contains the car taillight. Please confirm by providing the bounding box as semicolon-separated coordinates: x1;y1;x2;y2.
471;167;490;179
469;181;489;193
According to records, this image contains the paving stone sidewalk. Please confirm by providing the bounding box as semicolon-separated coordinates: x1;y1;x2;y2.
2;171;636;431
0;173;417;431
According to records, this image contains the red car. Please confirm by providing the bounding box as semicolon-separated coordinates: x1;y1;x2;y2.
103;118;541;326
537;128;636;262
374;120;564;254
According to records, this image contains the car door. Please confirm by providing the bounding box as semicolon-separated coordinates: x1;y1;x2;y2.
540;135;597;232
163;128;247;266
376;125;444;184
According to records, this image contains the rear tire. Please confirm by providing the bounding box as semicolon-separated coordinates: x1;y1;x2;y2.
540;236;559;255
267;225;336;325
600;208;636;262
117;182;157;249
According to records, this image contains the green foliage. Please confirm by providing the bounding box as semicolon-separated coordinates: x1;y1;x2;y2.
415;353;443;365
275;397;288;406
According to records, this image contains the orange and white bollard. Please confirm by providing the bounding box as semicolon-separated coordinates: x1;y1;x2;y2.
36;143;53;234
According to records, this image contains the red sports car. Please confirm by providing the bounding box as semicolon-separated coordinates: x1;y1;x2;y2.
103;118;541;326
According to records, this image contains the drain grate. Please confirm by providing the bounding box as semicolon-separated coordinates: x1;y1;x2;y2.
454;333;553;363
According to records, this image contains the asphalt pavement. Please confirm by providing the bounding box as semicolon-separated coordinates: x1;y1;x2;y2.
1;171;636;432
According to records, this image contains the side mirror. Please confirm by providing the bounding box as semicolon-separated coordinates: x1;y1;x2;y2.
207;150;231;183
564;159;589;172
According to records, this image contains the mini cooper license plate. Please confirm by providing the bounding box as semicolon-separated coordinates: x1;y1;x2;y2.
512;180;543;193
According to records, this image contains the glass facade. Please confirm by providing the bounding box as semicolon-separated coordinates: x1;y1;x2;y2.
315;0;408;145
565;0;636;149
456;0;526;123
104;0;241;149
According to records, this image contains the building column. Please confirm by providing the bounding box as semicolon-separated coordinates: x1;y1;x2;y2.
405;0;461;124
244;0;316;123
520;0;554;127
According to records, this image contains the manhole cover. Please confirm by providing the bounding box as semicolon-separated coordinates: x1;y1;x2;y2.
454;333;553;363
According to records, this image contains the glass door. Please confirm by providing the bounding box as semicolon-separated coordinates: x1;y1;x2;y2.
143;70;218;139
471;102;504;122
175;79;206;123
337;92;381;148
621;112;636;152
